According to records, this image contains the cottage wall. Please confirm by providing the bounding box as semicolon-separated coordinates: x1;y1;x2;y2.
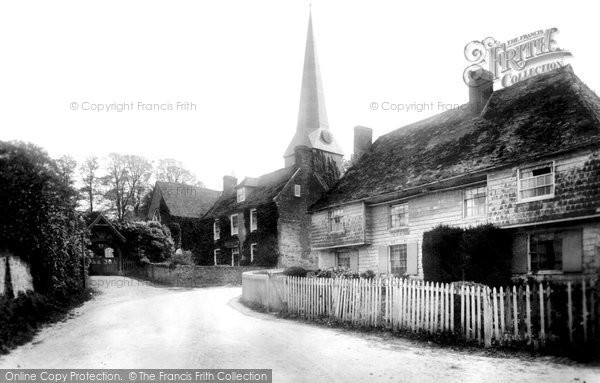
488;149;600;226
310;149;600;279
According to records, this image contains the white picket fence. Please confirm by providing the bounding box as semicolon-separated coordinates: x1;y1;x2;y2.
281;276;599;348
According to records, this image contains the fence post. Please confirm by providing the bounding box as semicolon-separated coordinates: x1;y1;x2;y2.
525;284;532;344
512;285;518;339
567;281;573;343
492;287;499;341
539;283;546;346
583;279;588;343
483;287;492;348
450;283;455;333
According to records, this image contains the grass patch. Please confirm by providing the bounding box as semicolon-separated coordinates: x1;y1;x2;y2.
0;289;93;354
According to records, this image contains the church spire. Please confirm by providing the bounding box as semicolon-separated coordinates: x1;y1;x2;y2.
284;9;344;167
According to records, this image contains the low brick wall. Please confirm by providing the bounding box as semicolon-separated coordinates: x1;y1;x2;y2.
129;264;267;288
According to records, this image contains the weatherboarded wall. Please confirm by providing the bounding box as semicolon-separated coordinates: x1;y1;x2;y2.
310;202;366;250
487;149;600;227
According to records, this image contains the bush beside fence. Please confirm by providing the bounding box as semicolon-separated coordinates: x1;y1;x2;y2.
243;273;599;353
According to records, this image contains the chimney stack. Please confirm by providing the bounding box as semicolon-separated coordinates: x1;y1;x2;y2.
466;68;494;115
353;125;373;160
222;175;237;194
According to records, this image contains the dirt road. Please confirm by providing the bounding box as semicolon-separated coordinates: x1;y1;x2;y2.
0;276;598;382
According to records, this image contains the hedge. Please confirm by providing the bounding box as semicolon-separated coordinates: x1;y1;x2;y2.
0;141;86;296
422;224;513;287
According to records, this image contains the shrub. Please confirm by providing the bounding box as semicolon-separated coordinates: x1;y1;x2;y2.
168;222;182;249
422;225;464;283
283;267;308;278
113;220;175;262
169;250;194;269
315;267;360;279
360;270;377;279
462;224;513;287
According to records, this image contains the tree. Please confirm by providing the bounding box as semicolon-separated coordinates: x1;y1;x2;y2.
55;155;77;188
103;153;152;221
126;155;153;218
79;156;100;213
156;158;204;187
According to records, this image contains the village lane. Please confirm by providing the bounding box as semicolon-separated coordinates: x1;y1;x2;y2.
0;276;599;383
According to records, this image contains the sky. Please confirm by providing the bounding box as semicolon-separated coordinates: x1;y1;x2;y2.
0;0;598;191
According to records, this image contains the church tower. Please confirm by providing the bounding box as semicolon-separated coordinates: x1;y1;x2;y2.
283;9;344;169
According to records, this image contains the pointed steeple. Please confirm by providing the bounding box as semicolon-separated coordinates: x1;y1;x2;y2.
284;9;344;167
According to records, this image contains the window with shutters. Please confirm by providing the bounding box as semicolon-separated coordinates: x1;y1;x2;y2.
463;186;487;218
389;244;407;275
518;163;554;202
528;229;583;273
529;232;562;272
336;251;351;269
389;204;408;229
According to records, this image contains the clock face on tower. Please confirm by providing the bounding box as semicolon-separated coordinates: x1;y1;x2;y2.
320;130;332;144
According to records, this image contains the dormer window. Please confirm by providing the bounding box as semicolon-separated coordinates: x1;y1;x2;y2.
237;187;245;203
389;204;408;229
329;208;344;233
518;163;555;202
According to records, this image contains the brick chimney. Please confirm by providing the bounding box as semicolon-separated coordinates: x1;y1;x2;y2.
222;175;237;194
353;125;373;160
294;145;314;170
466;68;494;115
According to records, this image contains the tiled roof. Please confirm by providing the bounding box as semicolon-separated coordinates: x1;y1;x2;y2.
311;65;600;210
204;166;297;218
156;182;221;218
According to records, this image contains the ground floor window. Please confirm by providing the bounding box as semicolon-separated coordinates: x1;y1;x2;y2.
232;248;240;266
526;228;583;273
389;244;407;275
529;232;562;272
336;251;351;269
214;249;221;265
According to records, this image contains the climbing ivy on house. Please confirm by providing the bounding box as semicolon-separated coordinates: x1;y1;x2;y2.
242;202;279;267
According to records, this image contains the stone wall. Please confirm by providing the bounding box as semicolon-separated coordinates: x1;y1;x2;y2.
0;253;34;296
277;168;325;269
131;264;266;287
